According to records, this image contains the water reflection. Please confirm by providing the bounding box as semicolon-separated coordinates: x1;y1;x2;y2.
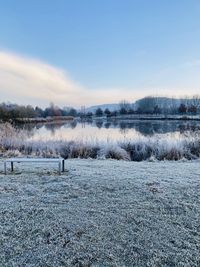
16;119;200;141
96;120;103;129
105;122;111;129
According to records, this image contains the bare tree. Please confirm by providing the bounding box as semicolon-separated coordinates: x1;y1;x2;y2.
191;95;200;113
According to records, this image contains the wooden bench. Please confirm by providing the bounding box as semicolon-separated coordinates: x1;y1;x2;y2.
4;158;65;175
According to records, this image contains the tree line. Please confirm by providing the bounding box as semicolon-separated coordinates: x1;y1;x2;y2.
92;96;200;117
0;103;78;121
0;96;200;121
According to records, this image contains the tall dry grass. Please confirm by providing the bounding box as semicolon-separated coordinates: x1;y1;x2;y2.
0;123;200;161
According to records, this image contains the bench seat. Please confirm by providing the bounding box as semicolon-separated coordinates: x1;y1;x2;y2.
4;158;65;175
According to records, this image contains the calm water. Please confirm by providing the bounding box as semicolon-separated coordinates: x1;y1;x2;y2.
17;119;200;142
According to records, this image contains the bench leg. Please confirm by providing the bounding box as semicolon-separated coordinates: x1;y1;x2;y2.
58;162;61;175
62;160;65;172
11;162;14;172
4;162;7;175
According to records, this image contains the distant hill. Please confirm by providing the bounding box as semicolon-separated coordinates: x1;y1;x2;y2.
134;97;181;109
86;103;120;113
86;96;200;113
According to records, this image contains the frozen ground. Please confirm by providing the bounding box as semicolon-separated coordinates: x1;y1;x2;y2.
0;159;200;266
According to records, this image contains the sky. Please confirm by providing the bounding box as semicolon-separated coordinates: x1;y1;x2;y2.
0;0;200;108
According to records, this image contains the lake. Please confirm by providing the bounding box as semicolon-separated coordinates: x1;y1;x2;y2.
17;119;200;142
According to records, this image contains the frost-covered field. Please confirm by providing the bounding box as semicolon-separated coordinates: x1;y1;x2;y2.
0;159;200;266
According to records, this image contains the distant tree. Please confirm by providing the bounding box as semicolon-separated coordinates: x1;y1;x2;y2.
119;100;131;109
188;105;197;114
127;108;134;115
9;108;20;120
25;105;36;118
54;108;62;117
0;102;80;121
119;100;131;115
95;108;103;117
104;108;111;117
168;98;178;114
135;107;142;114
68;108;77;117
178;103;187;114
136;97;156;114
119;107;128;115
60;109;68;116
153;105;161;115
44;107;52;117
44;103;61;117
111;110;118;117
35;106;44;117
0;105;8;120
86;112;93;117
191;95;200;113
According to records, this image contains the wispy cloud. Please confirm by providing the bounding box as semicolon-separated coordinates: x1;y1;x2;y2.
0;51;137;107
0;51;199;108
0;51;85;107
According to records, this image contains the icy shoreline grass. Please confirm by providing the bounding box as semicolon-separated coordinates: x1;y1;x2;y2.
0;123;200;161
0;159;200;266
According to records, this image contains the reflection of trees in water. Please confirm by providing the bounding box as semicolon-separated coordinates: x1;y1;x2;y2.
108;120;200;136
16;120;200;138
17;121;78;137
85;118;93;124
96;120;103;129
90;120;200;135
70;120;77;129
135;122;154;136
129;121;199;136
119;122;129;135
15;123;39;138
142;121;199;136
45;121;77;134
112;120;119;127
45;121;78;133
81;121;85;128
135;121;171;136
45;123;61;135
35;124;44;130
105;122;111;129
15;123;37;131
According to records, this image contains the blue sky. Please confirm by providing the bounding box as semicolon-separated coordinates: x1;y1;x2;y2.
0;0;200;107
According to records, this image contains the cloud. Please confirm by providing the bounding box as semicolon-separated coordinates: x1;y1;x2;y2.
0;51;199;108
0;51;86;107
0;51;138;107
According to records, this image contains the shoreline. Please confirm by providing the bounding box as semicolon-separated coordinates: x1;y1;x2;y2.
8;116;75;124
93;114;200;121
1;114;200;125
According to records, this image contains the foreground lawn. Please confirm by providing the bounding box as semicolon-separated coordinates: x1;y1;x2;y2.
0;159;200;266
